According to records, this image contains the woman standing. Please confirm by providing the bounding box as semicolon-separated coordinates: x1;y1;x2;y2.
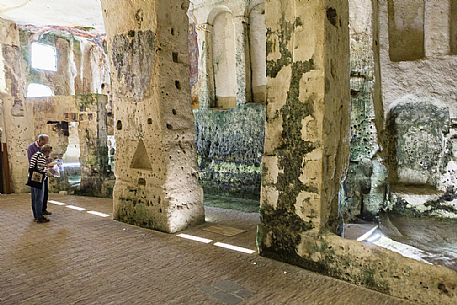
29;144;53;223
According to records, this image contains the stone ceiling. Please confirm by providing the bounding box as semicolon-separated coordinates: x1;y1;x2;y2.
0;0;105;32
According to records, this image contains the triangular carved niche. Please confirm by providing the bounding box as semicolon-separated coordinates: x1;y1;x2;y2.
130;140;153;170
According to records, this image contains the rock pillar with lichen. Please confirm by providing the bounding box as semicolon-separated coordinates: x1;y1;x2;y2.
101;0;204;233
343;0;387;221
258;0;350;260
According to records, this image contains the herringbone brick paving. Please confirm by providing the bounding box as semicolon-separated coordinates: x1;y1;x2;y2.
0;194;413;305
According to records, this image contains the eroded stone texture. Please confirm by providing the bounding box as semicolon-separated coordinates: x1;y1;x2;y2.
195;104;265;199
0;18;112;194
77;94;110;196
378;0;457;218
386;96;450;187
343;0;386;221
452;0;457;55
295;234;457;305
102;0;204;233
18;25;110;97
111;30;155;102
0;17;33;193
379;0;457;116
257;1;457;303
20;30;72;95
249;2;267;104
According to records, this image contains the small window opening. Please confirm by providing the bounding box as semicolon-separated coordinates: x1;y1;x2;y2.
31;42;57;71
26;83;54;97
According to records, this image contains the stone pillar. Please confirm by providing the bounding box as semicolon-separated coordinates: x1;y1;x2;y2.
343;0;386;220
258;0;350;252
0;18;33;193
234;16;251;106
101;0;204;233
78;94;109;197
196;23;215;109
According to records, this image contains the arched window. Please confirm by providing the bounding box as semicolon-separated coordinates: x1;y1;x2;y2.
31;42;57;71
212;11;237;108
26;83;54;97
249;4;266;103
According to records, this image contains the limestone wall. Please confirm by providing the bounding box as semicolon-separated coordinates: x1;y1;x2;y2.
342;0;387;221
380;0;457;116
27;95;112;197
259;0;351;249
256;2;457;303
342;0;457;220
0;17;112;194
19;26;110;97
378;0;457;217
0;17;34;193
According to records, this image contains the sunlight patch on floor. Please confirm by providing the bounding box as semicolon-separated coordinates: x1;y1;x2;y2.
176;233;213;244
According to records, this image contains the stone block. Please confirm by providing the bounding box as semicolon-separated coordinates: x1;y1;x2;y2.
386;95;450;188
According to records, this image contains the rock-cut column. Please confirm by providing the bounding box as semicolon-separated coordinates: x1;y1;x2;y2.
101;0;204;233
258;0;350;254
234;16;251;105
195;23;215;109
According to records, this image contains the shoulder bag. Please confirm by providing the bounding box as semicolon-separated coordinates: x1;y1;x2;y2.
26;155;45;189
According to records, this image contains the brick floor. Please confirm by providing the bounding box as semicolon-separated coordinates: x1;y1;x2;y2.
0;194;413;305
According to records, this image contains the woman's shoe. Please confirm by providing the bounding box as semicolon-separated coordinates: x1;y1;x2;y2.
37;217;50;223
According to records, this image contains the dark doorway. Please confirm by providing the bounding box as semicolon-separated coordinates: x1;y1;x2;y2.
0;144;12;194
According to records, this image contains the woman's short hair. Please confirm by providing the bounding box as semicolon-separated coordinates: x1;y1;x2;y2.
41;144;53;154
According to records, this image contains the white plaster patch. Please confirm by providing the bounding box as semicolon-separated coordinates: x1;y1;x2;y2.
301;115;318;142
262;156;280;185
295;191;320;224
439;161;457;191
261;186;278;209
298;148;322;190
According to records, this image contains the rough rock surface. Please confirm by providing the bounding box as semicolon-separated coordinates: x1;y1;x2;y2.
386;96;450;188
195;104;265;199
